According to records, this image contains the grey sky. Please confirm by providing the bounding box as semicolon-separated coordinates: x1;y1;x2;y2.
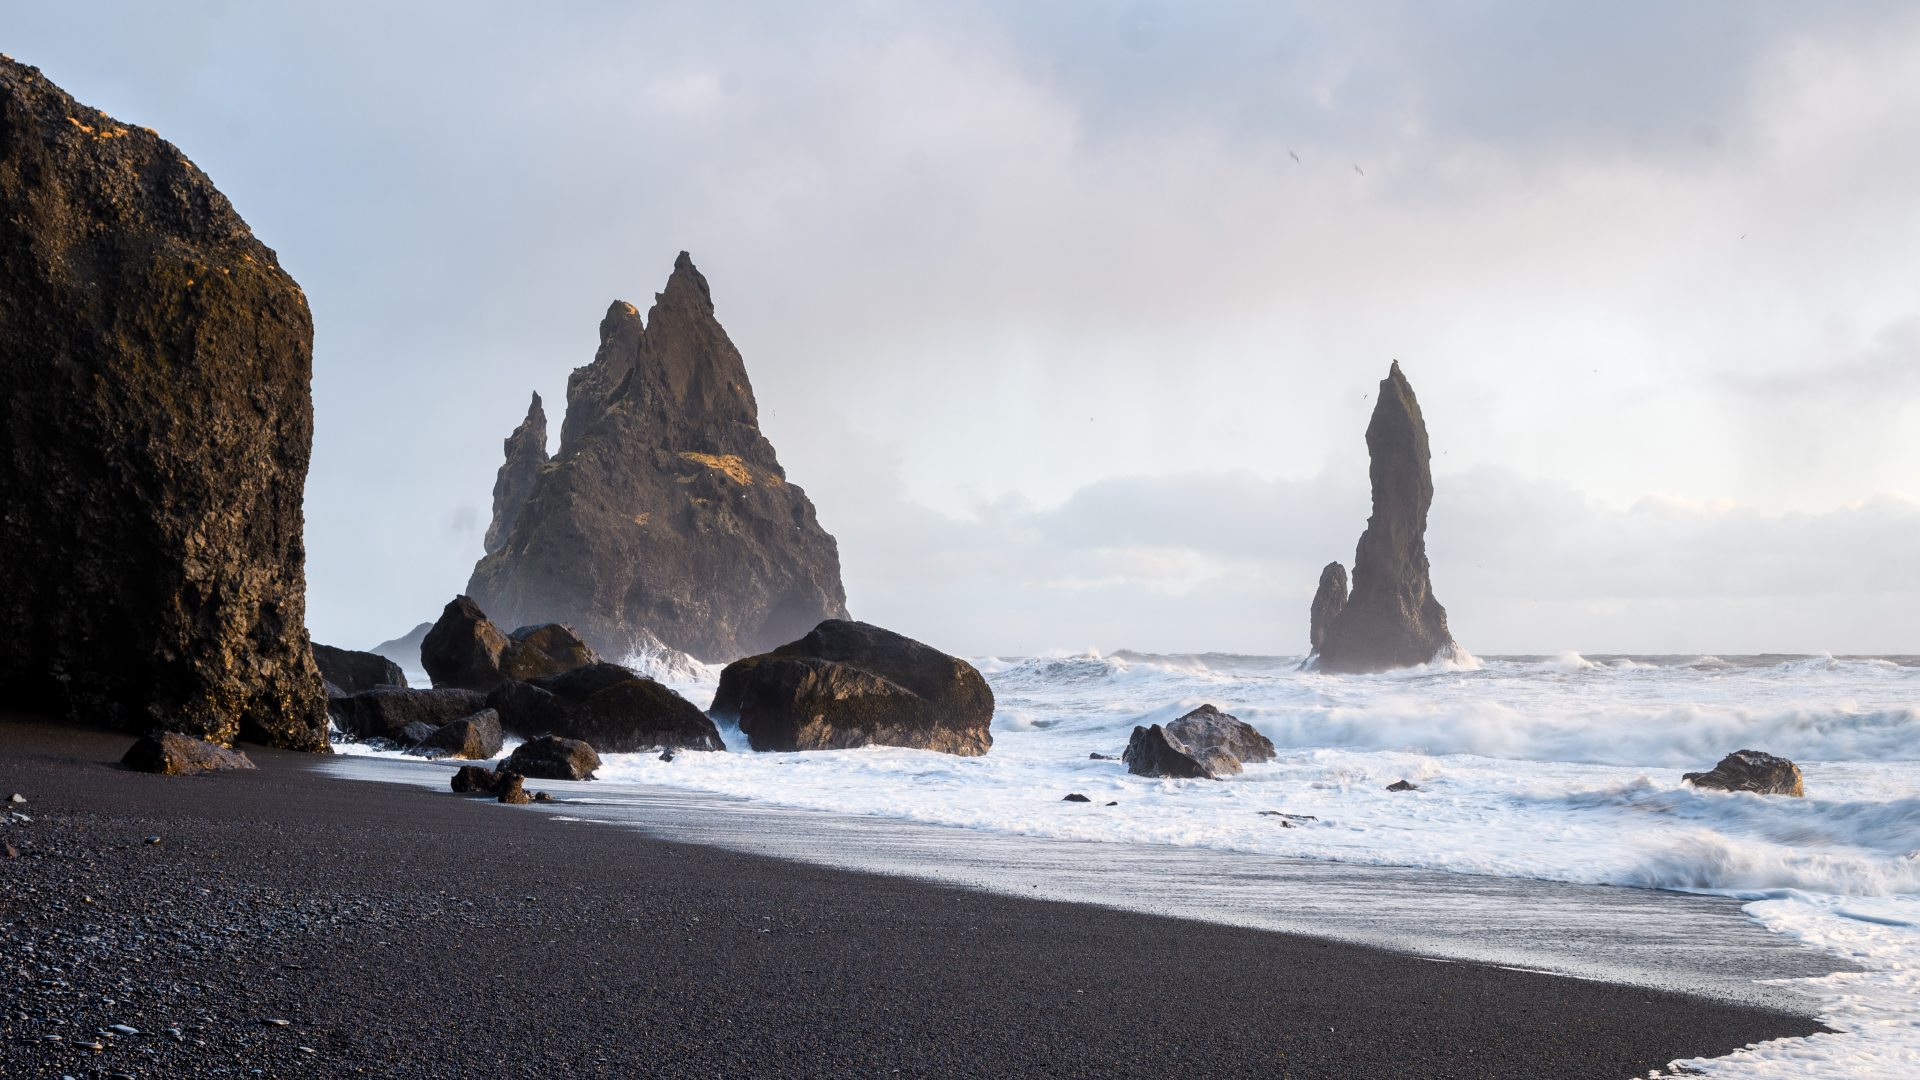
12;2;1918;655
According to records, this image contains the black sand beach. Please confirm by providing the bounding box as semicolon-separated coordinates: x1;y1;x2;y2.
1;717;1825;1079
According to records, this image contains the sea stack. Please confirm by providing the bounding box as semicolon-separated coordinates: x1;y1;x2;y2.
1310;362;1458;673
0;58;328;748
467;253;849;662
484;392;549;555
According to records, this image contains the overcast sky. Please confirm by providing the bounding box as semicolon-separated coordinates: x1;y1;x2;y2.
13;2;1919;656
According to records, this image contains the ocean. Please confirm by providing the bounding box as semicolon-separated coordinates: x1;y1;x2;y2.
339;649;1920;1077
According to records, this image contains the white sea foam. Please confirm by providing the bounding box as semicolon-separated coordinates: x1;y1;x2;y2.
336;649;1920;1076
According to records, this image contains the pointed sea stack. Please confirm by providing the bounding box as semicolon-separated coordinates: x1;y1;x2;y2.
467;253;849;662
1311;362;1458;673
484;392;549;555
1309;562;1348;654
0;58;327;748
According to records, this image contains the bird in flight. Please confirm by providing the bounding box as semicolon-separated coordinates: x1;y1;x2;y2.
1353;164;1365;176
1289;150;1301;164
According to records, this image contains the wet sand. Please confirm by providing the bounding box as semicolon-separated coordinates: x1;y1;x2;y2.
1;717;1828;1078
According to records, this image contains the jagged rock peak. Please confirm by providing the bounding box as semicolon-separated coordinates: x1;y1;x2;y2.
484;392;549;555
0;56;327;749
468;253;849;662
1312;361;1457;673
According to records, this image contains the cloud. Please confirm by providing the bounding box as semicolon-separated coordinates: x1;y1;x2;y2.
8;3;1919;653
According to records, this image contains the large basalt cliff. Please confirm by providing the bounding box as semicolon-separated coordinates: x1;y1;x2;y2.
0;58;327;748
467;253;848;662
1312;361;1458;673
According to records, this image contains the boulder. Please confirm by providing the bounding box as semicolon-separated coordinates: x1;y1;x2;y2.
121;733;256;776
1386;779;1419;792
1309;563;1348;655
488;663;723;753
503;735;601;781
420;596;511;691
329;687;487;742
421;596;600;692
484;392;549;555
0;58;326;750
499;623;600;682
465;253;849;662
710;620;993;755
312;644;407;696
1123;723;1241;780
1313;362;1459;673
1165;705;1275;765
397;720;440;746
495;772;532;804
418;709;504;760
450;764;503;794
1683;750;1804;797
1062;793;1091;803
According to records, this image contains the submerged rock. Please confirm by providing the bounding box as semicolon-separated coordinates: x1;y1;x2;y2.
1312;362;1458;673
487;662;723;753
1062;793;1091;803
1122;723;1241;780
1683;750;1804;797
466;253;849;661
421;596;599;693
0;57;326;750
329;687;487;742
312;644;407;696
710;620;993;755
484;392;549;556
503;735;601;781
417;709;503;760
1386;779;1418;792
121;733;256;776
1165;705;1275;765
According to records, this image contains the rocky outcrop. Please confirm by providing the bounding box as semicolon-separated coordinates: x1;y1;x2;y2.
312;644;407;696
329;687;488;742
1165;705;1275;764
466;253;849;662
503;734;601;781
0;58;327;750
1312;362;1457;673
486;662;724;753
121;733;256;775
420;596;599;693
1123;724;1240;779
1123;705;1272;779
710;620;993;755
1683;750;1805;797
1309;563;1348;655
416;709;503;759
484;393;549;555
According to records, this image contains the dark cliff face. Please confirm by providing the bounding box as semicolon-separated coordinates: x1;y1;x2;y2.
1313;362;1457;673
0;58;327;748
484;392;549;555
468;252;849;663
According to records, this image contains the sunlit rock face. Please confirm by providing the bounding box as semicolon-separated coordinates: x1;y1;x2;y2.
1312;361;1458;674
0;57;326;749
468;252;848;663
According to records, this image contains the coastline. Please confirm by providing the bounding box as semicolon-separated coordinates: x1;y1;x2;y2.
2;716;1829;1078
